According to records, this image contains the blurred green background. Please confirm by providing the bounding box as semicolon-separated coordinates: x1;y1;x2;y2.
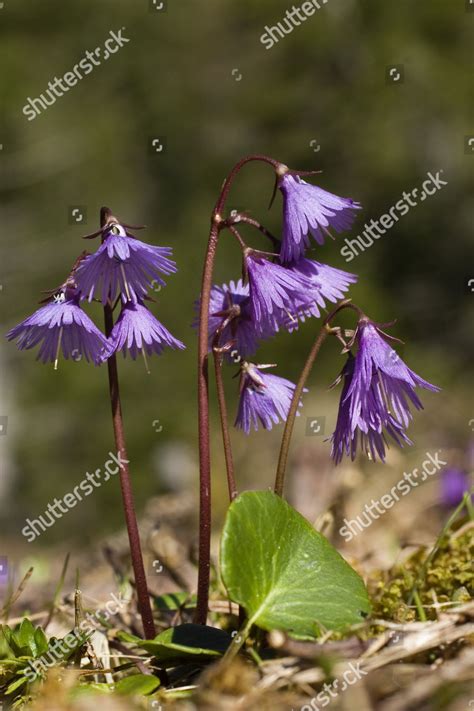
0;0;472;548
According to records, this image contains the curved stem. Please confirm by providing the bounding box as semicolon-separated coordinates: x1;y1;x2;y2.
213;348;237;501
274;299;356;497
194;221;218;626
100;211;155;640
274;328;328;497
213;155;281;218
226;225;248;251
195;155;280;625
226;214;281;251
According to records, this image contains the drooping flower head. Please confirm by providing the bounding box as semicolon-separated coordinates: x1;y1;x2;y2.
194;279;261;360
279;258;358;332
330;353;412;463
6;285;108;367
245;251;315;337
330;319;440;463
279;173;362;263
235;361;305;433
75;222;176;305
106;301;185;364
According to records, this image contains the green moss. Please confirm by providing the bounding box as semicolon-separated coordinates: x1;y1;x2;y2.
368;529;473;625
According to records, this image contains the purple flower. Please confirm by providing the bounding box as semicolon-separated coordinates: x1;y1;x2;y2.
440;468;472;508
194;279;262;359
245;252;315;337
235;363;304;433
279;174;362;263
75;223;176;304
105;301;185;361
330;354;412;463
279;258;358;331
6;287;108;367
330;321;440;463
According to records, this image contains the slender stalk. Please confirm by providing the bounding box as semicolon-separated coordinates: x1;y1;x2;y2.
220;617;253;665
195;219;219;626
226;214;281;251
195;155;281;624
274;299;356;497
100;209;156;640
213;347;237;501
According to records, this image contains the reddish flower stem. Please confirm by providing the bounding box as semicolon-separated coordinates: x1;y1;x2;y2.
274;300;357;497
212;345;238;502
100;208;156;640
195;155;280;625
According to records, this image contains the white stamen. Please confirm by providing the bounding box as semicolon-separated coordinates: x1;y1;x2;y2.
141;348;151;375
120;264;132;301
284;308;298;324
54;327;63;371
321;224;335;241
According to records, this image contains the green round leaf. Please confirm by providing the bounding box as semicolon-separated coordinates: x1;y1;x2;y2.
220;491;370;637
137;623;231;663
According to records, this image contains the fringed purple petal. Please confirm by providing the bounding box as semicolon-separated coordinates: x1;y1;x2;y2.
246;254;316;337
279;174;362;263
235;368;305;434
193;279;263;359
7;295;108;366
75;226;176;305
331;322;439;464
278;258;358;332
106;302;185;361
